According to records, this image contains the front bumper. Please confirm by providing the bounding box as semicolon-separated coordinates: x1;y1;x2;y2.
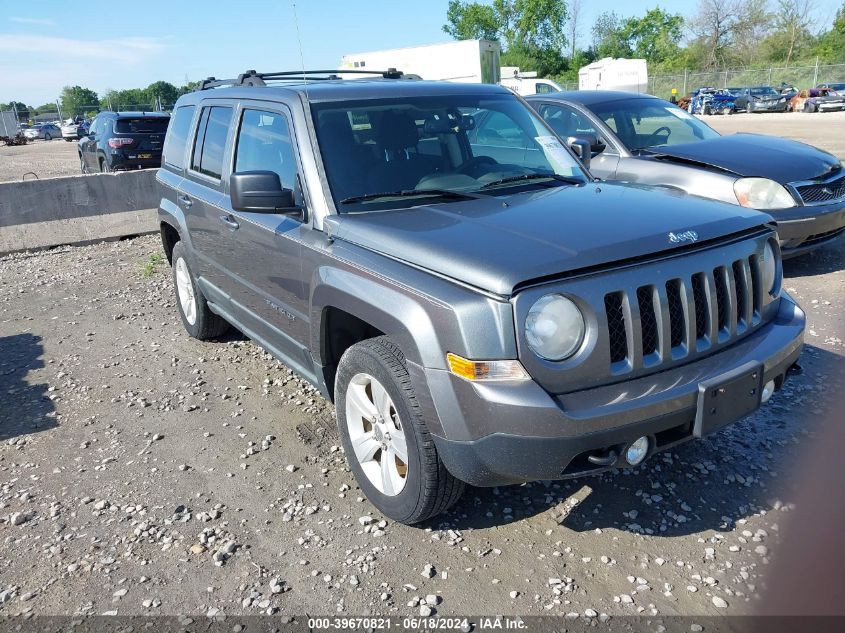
772;201;845;257
749;100;788;112
430;294;804;487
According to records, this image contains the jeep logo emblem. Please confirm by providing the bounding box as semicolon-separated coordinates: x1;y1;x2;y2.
668;230;699;244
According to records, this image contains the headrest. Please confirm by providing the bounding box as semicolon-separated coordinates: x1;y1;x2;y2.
319;112;354;146
376;110;419;151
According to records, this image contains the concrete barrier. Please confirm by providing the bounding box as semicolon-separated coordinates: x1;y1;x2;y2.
0;170;160;255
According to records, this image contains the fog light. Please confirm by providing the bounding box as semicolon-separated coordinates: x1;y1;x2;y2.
625;436;649;466
761;379;776;404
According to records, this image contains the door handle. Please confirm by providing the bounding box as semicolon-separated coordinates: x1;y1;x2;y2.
219;214;239;230
178;195;193;208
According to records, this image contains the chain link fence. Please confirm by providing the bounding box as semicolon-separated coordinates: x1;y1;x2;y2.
648;63;845;99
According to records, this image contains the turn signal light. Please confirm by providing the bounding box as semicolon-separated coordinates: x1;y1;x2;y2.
446;353;530;382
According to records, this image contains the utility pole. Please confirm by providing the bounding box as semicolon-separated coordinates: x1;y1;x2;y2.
812;56;819;87
56;99;63;120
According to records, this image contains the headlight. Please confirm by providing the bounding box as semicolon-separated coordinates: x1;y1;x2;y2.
760;240;780;296
525;294;585;361
734;178;795;209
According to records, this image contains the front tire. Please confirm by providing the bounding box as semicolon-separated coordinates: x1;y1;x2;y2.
335;337;464;524
170;241;229;340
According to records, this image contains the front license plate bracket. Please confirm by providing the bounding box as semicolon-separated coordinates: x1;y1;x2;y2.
694;361;764;438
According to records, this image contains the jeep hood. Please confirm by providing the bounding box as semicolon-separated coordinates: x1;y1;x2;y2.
647;134;841;183
325;183;770;296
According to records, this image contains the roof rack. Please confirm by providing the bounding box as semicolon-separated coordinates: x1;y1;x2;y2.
198;68;409;91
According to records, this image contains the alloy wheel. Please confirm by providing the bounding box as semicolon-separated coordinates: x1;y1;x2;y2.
174;257;197;325
344;373;408;496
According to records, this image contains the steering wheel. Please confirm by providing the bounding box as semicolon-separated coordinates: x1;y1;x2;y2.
646;126;672;145
457;155;499;177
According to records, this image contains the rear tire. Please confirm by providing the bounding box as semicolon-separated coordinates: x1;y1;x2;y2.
335;336;464;524
170;241;229;340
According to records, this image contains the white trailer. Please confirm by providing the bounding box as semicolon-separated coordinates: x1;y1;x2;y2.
0;109;18;136
578;58;648;93
340;39;501;84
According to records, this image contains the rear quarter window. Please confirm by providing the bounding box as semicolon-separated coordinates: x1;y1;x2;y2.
191;106;233;180
162;106;196;169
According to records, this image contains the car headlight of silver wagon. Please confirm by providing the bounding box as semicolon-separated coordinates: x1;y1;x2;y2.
734;178;795;210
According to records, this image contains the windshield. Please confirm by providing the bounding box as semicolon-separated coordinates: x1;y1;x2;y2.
587;98;721;151
311;94;586;211
750;87;779;96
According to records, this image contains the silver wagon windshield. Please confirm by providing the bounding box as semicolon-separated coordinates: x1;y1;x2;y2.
312;94;587;211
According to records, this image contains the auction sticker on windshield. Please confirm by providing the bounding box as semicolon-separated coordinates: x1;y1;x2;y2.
534;135;577;175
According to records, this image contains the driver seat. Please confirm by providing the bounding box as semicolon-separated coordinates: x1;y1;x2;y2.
366;111;436;192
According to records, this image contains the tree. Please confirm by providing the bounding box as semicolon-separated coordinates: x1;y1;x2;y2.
812;1;845;61
60;86;99;117
620;8;684;64
102;88;153;111
443;0;569;75
567;0;582;60
177;80;202;97
35;103;58;115
763;0;816;65
591;11;632;58
443;0;499;40
0;101;31;119
145;81;178;109
730;0;773;66
688;0;742;69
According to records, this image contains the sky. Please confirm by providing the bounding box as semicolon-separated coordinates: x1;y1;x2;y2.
1;0;843;106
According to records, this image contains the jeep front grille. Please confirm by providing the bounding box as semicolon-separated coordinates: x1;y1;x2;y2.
603;255;760;374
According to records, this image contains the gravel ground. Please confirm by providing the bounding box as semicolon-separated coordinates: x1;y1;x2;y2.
702;109;845;158
0;230;842;618
0;138;80;183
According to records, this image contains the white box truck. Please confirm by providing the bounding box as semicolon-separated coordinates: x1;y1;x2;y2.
578;58;648;93
340;39;501;84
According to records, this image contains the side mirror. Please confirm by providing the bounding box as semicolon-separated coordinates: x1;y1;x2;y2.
230;171;303;220
566;136;591;170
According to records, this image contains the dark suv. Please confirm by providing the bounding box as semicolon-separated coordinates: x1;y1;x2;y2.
79;111;170;173
157;69;804;524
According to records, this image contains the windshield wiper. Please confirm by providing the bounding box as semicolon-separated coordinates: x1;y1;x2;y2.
479;173;583;190
340;188;489;205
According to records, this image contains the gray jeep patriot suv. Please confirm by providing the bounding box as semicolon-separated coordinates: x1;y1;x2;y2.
157;69;805;524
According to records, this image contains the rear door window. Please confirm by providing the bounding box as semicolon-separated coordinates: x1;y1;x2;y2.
191;106;233;180
163;106;195;169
